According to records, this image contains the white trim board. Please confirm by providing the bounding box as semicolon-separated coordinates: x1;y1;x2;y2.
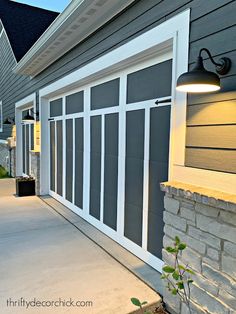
15;93;36;176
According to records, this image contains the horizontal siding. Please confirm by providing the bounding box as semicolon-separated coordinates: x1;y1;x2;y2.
186;125;236;149
187;100;236;125
185;1;236;174
185;148;236;174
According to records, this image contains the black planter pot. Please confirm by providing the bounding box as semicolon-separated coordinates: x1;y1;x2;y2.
16;178;35;197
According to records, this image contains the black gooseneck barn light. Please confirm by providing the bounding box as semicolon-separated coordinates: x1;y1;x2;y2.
176;48;231;93
22;110;39;123
3;117;15;125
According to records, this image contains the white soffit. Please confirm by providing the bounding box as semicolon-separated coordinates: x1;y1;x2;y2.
13;0;135;77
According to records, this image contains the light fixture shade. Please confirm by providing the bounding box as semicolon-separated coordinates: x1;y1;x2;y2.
22;112;35;123
3;117;13;125
176;56;221;93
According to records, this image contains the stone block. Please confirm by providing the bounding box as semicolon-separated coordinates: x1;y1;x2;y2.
180;207;195;222
202;257;220;270
196;214;236;242
222;254;236;279
219;289;236;310
164;196;180;214
164;211;187;232
224;241;236;258
194;273;219;296
188;226;221;250
181;301;208;314
191;284;230;314
195;203;219;218
181;247;201;273
220;211;236;227
164;225;206;254
207;247;219;261
202;263;236;297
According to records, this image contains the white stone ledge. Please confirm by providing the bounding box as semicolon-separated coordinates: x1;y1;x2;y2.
160;181;236;213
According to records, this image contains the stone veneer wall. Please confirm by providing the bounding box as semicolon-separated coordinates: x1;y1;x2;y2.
30;151;40;195
160;182;236;314
0;142;9;170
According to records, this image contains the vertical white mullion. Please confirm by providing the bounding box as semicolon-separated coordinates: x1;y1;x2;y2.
72;118;75;204
29;124;31;175
117;74;127;237
55;120;58;194
83;87;90;218
142;107;150;250
100;115;105;223
62;97;66;198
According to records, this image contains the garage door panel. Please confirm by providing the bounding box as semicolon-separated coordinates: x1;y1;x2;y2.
126;110;145;159
103;195;117;231
125;157;144;207
66;119;73;202
22;125;26;174
50;122;55;192
91;79;120;110
56;120;63;197
147;211;164;258
124;202;143;246
75;118;84;209
89;188;101;220
50;98;63;117
104;155;118;197
150;106;170;163
127;59;172;104
91;115;101;153
90;153;101;190
105;113;118;156
66;91;84;114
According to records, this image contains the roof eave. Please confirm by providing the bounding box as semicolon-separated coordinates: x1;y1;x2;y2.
13;0;135;77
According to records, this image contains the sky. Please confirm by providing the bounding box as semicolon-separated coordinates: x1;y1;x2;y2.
11;0;71;12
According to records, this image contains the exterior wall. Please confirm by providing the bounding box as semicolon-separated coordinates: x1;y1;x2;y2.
1;0;235;174
161;182;236;314
0;29;30;140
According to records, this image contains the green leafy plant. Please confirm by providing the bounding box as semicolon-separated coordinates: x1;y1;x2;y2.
161;236;195;314
0;165;11;179
130;298;152;314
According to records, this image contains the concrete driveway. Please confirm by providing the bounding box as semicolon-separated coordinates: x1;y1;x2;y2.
0;179;160;314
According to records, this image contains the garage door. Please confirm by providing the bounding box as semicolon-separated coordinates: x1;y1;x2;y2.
22;111;34;176
49;54;172;270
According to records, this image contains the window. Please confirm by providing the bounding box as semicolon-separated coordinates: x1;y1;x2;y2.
0;101;3;132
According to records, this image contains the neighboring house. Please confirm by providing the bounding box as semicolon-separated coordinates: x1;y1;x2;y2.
3;1;236;313
0;0;59;171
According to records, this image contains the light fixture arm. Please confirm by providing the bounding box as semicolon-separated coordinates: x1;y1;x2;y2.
198;48;231;75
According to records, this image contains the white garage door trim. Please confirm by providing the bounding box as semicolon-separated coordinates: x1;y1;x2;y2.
39;10;190;271
48;52;172;271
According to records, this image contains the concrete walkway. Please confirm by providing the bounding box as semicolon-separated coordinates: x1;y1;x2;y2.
0;179;161;314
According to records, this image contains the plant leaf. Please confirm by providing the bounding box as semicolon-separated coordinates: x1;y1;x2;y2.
141;301;148;305
178;243;187;250
163;265;175;273
187;279;194;284
172;288;178;295
172;270;180;280
175;236;180;245
166;246;177;253
131;298;141;307
177;281;184;290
